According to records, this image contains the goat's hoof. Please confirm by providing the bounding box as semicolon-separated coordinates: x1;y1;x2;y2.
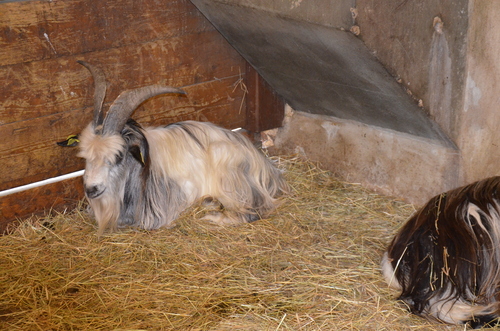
201;212;244;226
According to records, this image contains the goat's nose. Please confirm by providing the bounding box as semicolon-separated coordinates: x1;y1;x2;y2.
85;185;104;199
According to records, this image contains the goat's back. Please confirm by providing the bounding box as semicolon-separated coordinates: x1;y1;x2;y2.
144;121;287;212
383;176;500;326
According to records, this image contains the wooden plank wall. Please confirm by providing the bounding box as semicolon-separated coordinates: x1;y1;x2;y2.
0;0;284;231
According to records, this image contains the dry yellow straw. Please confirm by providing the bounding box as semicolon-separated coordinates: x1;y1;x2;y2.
0;156;460;330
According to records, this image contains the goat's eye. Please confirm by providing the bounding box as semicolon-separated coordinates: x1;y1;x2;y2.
115;152;124;165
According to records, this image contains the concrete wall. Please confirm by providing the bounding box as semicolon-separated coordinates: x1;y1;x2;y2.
274;107;459;205
213;0;354;28
202;0;500;204
458;1;500;184
356;0;500;186
356;0;469;141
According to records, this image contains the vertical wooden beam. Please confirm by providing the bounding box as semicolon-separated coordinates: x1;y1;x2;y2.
244;63;285;133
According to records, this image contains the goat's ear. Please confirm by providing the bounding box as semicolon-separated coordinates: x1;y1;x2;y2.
129;145;146;166
57;134;80;147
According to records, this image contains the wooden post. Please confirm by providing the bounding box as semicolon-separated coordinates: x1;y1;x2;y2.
244;63;285;134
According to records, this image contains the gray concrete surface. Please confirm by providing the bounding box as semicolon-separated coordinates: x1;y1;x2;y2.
191;0;452;145
273;107;459;204
190;0;500;204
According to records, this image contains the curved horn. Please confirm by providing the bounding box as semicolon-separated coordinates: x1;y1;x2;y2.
102;85;186;134
77;61;107;128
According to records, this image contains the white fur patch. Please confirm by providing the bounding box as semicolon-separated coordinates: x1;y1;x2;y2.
381;252;402;291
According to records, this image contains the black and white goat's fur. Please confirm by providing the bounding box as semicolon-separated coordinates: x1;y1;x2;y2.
382;177;500;328
76;61;287;235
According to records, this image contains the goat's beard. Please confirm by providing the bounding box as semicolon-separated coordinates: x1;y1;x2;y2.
88;192;121;236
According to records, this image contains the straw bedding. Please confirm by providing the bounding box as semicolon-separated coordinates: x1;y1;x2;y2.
0;156;464;330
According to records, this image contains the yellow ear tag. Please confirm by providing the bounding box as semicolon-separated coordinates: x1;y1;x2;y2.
67;135;80;146
57;134;80;147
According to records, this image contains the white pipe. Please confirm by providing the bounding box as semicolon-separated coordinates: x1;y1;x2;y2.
0;128;243;198
0;170;85;198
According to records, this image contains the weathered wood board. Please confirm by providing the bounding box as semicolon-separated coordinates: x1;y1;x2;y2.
0;0;210;66
245;62;285;133
0;177;84;234
0;0;284;229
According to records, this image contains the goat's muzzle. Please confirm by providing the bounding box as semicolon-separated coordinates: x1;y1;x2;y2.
85;185;105;199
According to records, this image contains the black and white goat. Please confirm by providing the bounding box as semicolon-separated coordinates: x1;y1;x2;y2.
382;177;500;328
75;61;288;235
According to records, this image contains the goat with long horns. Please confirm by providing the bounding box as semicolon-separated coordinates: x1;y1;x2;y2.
73;61;288;235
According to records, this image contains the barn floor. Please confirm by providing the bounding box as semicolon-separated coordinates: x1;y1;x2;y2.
0;156;464;330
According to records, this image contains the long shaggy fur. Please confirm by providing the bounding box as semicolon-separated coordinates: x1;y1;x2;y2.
382;177;500;327
78;119;288;235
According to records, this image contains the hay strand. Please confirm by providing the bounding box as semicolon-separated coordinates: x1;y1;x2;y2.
0;156;463;330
